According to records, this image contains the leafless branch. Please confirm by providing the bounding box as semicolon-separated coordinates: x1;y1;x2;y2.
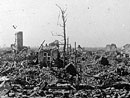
64;8;67;12
56;34;64;37
51;32;64;38
57;11;64;27
57;11;60;25
57;23;63;27
56;4;63;13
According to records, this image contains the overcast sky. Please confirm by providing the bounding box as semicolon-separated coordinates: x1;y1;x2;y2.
0;0;130;47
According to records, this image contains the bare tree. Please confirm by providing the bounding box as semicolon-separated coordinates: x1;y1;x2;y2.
55;4;67;67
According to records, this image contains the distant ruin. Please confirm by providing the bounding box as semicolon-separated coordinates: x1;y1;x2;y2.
15;31;23;51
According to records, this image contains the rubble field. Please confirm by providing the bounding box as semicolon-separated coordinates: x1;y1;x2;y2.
0;49;130;98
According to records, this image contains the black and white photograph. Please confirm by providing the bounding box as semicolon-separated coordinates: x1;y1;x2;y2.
0;0;130;97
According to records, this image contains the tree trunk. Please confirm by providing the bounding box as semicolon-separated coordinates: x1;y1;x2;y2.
63;16;66;67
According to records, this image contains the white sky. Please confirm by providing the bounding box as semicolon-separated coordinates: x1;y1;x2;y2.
0;0;130;47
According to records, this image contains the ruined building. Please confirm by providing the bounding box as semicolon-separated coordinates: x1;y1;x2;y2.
15;31;23;51
105;44;117;52
38;40;59;66
123;44;130;56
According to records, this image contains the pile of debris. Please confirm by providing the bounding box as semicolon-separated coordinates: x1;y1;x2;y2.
1;48;130;97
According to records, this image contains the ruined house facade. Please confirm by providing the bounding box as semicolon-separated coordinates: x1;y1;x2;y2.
38;40;59;64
